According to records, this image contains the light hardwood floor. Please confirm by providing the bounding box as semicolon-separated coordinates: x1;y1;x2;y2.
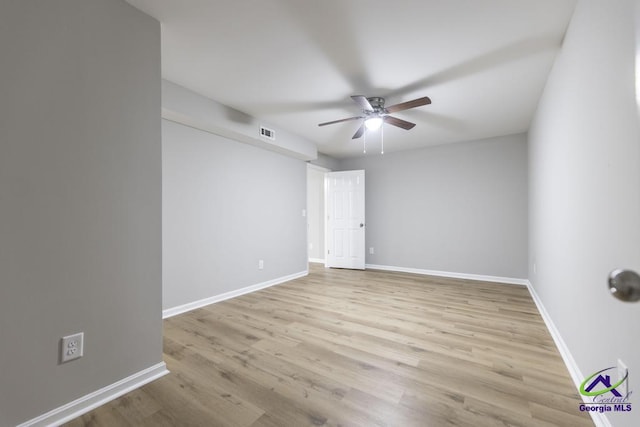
65;264;593;426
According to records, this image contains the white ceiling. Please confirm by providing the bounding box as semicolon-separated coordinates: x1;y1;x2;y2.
126;0;576;158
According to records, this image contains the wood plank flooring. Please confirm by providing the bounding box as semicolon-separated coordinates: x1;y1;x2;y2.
65;264;593;426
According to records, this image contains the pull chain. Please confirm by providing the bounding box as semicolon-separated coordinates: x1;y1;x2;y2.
363;125;367;154
381;122;384;155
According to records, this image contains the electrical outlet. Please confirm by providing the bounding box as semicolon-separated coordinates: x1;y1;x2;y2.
258;259;264;270
617;359;628;397
369;247;374;254
61;332;84;363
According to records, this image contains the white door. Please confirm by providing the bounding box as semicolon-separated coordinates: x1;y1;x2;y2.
326;170;365;270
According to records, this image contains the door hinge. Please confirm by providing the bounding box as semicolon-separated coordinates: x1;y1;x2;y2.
327;250;330;254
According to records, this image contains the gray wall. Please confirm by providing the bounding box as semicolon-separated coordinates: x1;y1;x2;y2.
339;134;528;279
163;119;308;310
309;153;340;171
0;1;162;426
529;0;640;425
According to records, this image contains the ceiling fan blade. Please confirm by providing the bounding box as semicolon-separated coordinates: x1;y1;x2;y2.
352;123;365;139
351;95;374;112
318;116;362;127
385;96;431;113
385;115;416;130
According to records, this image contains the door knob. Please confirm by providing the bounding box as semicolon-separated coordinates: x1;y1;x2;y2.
608;269;640;302
360;223;364;228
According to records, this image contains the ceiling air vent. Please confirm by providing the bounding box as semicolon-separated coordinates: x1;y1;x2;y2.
260;126;275;140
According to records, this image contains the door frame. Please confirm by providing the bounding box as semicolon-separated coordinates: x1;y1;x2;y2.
306;163;330;264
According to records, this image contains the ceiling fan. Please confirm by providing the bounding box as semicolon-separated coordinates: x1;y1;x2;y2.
318;95;431;139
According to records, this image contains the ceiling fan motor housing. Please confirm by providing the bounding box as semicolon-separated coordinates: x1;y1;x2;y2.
366;97;385;113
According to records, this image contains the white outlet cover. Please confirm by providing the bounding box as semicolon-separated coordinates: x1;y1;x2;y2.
61;332;84;363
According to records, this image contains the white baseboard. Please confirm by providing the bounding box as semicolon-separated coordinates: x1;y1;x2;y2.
525;281;611;427
162;270;309;319
18;362;169;427
308;258;325;264
365;264;528;286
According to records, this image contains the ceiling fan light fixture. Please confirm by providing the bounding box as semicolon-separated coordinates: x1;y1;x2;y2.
365;116;383;131
317;95;430;141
